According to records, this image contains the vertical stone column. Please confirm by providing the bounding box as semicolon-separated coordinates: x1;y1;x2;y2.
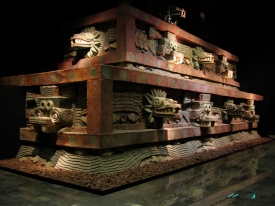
116;14;136;52
87;79;113;135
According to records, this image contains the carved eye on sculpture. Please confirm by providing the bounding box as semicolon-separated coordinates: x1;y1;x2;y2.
152;98;164;108
50;110;60;123
40;100;47;110
169;42;177;51
166;99;177;106
46;101;54;110
165;47;171;54
165;99;171;106
84;32;94;40
204;104;212;113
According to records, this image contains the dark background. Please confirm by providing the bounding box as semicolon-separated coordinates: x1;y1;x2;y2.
1;0;274;79
0;0;274;158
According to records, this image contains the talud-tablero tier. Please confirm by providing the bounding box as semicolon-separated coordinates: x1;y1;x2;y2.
0;3;267;191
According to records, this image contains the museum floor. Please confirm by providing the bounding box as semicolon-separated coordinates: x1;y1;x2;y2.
0;139;275;206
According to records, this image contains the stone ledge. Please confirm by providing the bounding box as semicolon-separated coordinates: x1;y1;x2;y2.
20;122;258;149
0;137;273;192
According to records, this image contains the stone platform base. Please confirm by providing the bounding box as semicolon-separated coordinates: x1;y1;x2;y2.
0;133;273;192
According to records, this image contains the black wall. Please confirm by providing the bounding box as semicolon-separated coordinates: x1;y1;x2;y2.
216;6;275;135
0;86;25;159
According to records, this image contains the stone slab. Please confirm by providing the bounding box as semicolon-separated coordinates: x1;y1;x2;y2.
20;122;258;149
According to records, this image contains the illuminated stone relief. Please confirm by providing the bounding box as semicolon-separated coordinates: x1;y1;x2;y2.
156;37;184;64
27;86;74;133
143;89;181;129
113;88;182;130
26;85;182;131
177;43;193;65
70;27;105;57
113;92;143;126
112;90;230;129
189;94;220;127
223;99;260;123
241;100;260;123
26;84;259;132
138;27;185;64
0;5;266;193
135;30;148;52
64;21;237;80
137;22;239;79
66;26;116;61
26;84;87;133
15;130;263;180
134;25;236;78
159;6;186;25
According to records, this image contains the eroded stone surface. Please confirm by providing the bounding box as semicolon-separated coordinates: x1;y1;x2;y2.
0;137;273;191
